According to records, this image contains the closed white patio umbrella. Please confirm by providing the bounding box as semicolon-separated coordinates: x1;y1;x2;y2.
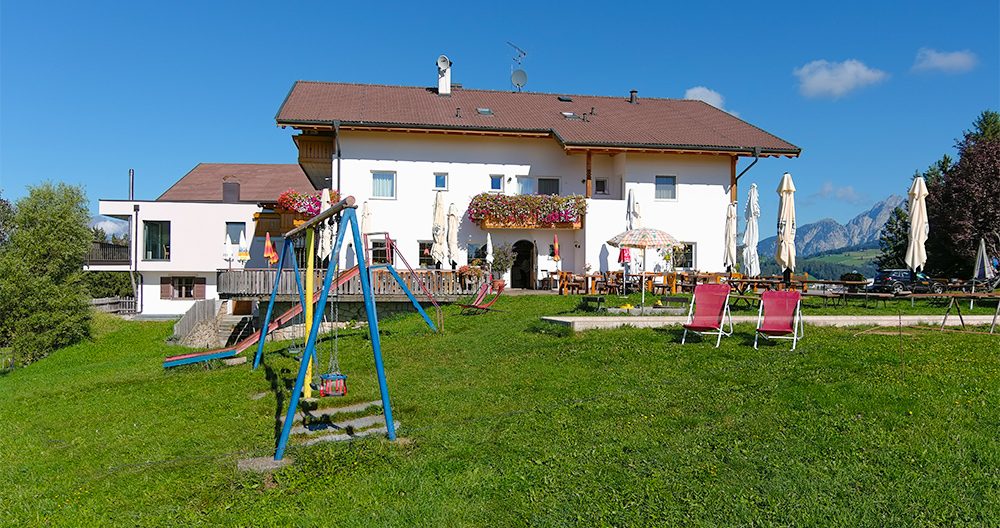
904;176;929;273
431;191;446;266
447;203;460;267
742;184;760;278
723;201;738;271
775;173;797;282
317;188;334;261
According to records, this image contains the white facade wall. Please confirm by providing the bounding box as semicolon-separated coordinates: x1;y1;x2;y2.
94;200;264;315
334;132;736;286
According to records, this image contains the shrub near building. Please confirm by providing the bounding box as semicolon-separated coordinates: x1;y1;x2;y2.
0;182;92;366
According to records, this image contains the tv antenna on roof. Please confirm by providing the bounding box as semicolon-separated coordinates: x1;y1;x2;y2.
507;41;528;92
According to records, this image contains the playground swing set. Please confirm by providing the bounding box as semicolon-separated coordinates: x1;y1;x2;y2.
252;195;438;460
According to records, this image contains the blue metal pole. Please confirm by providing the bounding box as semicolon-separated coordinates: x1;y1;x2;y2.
347;210;397;440
254;240;290;370
385;266;437;331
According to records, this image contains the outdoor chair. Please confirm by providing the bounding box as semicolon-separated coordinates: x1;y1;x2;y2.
458;282;506;314
681;283;733;347
597;271;622;295
754;290;804;351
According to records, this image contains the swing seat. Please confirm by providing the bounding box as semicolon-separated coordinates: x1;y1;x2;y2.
319;373;347;397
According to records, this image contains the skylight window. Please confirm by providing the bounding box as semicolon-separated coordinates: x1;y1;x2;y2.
561;111;581;120
476;108;494;116
558;96;573;102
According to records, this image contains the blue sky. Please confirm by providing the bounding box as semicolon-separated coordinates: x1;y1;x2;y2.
2;0;997;238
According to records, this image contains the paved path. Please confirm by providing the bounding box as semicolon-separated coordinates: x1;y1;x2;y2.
541;314;999;332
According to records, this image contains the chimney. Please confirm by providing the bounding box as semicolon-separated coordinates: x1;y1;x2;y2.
437;55;452;97
629;90;638;104
222;180;240;203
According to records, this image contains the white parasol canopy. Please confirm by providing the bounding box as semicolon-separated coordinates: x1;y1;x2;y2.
317;188;334;261
223;234;235;269
904;176;929;272
238;230;250;264
775;173;797;273
485;232;494;276
723;201;738;270
742;183;760;278
431;191;447;266
608;227;679;314
973;238;996;281
447;203;460;267
360;201;371;237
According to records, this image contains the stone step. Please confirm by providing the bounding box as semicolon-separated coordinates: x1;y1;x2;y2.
290;414;386;436
279;400;383;425
300;421;400;447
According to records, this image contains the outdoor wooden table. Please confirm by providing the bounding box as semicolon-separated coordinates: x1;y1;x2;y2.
584;273;603;295
840;291;892;308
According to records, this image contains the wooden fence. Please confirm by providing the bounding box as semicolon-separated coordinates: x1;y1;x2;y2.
217;268;487;300
173;298;221;338
90;296;137;314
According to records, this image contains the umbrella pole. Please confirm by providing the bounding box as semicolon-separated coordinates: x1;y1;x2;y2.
641;248;646;315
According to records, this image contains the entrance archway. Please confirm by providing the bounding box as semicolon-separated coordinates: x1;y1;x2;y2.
511;240;535;289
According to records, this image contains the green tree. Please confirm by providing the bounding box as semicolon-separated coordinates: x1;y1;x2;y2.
0;182;92;366
91;225;109;242
0;191;13;247
874;206;909;269
925;110;1000;277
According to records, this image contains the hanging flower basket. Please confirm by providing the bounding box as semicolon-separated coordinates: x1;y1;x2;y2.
467;193;586;229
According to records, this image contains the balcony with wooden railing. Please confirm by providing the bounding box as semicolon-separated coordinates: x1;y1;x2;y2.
86;242;130;266
217;268;488;302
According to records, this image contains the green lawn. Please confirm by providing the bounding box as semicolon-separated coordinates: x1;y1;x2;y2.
2;297;998;526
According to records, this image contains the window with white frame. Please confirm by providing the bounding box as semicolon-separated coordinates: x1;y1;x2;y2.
225;222;245;244
489;174;504;192
418;241;435;268
595;178;609;195
673;243;695;269
517;177;533;195
537;177;559;195
655;175;676;200
372;171;396;199
433;173;448;190
467;242;486;265
371;239;396;265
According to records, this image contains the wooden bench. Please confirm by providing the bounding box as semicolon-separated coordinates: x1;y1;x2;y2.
658;296;689;308
581;296;606;311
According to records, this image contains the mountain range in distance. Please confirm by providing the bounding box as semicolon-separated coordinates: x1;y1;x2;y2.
758;195;905;258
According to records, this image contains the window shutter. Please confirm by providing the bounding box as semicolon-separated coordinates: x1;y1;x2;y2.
194;277;206;299
161;277;171;299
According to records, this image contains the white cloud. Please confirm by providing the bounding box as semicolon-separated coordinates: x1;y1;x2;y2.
805;181;869;205
684;86;739;116
793;59;888;98
912;48;978;73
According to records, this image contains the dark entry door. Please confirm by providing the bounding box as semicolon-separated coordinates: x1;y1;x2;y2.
511;240;535;289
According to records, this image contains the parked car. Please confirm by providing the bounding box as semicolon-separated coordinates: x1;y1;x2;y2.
868;269;946;294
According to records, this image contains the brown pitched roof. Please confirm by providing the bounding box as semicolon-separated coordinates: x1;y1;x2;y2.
275;81;800;157
157;163;314;202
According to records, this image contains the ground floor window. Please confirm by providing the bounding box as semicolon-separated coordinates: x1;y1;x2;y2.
371;239;396;265
673;243;695;269
467;242;486;266
161;276;206;299
418;241;435;268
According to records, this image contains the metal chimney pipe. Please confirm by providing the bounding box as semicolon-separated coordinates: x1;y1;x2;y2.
629;90;638;104
129;169;134;200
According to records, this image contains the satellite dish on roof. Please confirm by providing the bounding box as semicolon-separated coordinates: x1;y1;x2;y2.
437;55;451;70
511;69;527;89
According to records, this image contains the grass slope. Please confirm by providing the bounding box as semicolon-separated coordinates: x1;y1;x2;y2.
2;299;998;526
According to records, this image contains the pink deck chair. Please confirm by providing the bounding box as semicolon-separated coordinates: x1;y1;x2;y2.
682;283;733;347
458;282;506;314
754;290;804;351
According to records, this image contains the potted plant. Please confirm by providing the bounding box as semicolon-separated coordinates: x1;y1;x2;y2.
489;242;516;288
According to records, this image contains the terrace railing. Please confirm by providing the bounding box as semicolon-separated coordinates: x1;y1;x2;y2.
87;242;130;266
217;268;487;300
